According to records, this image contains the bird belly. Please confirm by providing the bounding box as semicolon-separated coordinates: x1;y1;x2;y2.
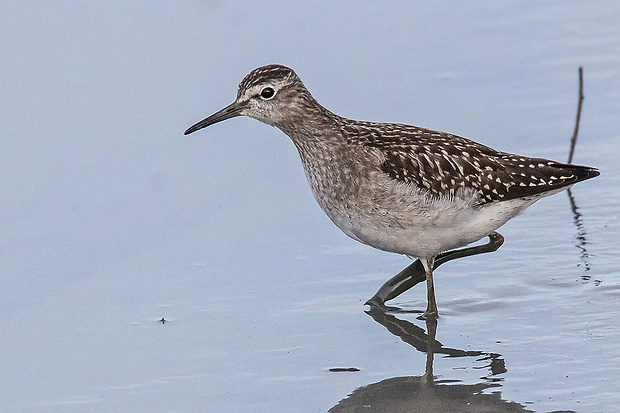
326;197;532;259
313;177;542;260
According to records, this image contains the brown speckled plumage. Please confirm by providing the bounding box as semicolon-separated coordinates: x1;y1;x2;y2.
185;64;599;316
339;121;598;204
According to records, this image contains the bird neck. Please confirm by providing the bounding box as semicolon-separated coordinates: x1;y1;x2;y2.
274;97;346;147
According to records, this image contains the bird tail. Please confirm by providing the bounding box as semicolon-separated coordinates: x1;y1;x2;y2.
560;163;600;183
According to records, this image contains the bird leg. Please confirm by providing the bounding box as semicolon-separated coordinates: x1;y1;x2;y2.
421;257;438;319
365;232;504;310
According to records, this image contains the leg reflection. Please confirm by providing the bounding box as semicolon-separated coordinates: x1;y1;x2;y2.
423;317;438;384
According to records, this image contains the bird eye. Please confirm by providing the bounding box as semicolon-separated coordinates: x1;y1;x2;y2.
260;87;275;100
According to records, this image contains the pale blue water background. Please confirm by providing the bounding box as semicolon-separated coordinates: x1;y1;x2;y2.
1;1;619;412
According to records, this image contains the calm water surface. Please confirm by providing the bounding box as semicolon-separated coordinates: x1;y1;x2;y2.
1;1;619;412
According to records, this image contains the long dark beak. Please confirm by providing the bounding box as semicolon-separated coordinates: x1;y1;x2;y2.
184;101;243;135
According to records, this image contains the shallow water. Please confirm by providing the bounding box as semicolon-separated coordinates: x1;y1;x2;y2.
1;1;619;412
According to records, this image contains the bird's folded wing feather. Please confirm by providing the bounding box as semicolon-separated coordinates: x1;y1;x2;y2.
343;122;599;204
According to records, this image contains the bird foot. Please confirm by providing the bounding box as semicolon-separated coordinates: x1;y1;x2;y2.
417;311;439;320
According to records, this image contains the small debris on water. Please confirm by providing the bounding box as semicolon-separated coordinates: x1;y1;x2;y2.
329;367;360;372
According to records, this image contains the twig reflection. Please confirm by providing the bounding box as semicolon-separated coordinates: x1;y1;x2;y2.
567;188;592;276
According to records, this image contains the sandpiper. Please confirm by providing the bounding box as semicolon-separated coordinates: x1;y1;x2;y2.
185;64;599;318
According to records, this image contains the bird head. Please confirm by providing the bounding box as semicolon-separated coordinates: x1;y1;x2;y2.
184;64;312;135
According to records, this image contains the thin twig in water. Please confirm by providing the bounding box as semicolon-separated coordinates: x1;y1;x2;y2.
568;66;584;164
566;66;596;278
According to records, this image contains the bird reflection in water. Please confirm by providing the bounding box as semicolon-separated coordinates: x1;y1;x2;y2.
329;302;532;412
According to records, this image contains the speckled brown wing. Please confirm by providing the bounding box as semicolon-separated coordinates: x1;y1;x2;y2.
343;122;599;204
